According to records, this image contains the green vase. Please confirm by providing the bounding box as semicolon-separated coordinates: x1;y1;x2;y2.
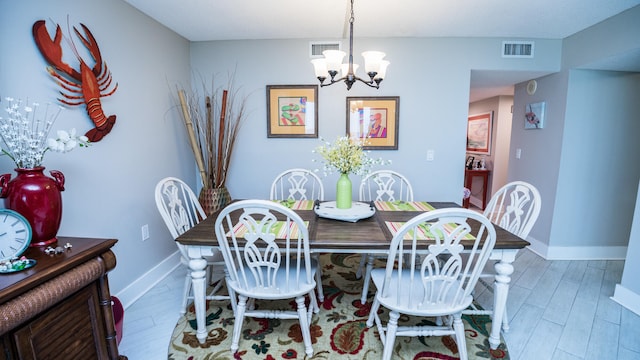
336;173;352;209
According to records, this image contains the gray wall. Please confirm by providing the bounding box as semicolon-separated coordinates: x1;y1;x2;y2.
509;72;569;254
0;0;193;303
190;38;561;204
552;70;640;250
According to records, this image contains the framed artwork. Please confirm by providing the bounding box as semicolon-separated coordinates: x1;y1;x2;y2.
525;101;545;129
346;96;399;150
466;111;492;155
266;85;318;138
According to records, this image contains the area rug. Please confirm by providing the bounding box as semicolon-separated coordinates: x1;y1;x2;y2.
168;253;509;360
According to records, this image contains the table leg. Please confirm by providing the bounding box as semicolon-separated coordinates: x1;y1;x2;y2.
188;257;209;344
490;253;515;349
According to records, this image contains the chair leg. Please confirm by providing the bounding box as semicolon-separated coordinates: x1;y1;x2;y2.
453;312;468;360
366;296;380;328
308;289;320;315
295;296;314;358
382;311;400;360
181;273;191;315
231;295;247;354
224;270;238;315
360;254;374;304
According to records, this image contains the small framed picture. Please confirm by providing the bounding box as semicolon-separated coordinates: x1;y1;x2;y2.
466;111;492;155
346;96;399;150
525;101;545;129
266;85;318;138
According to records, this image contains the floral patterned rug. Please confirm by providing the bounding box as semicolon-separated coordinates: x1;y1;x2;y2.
168;253;509;360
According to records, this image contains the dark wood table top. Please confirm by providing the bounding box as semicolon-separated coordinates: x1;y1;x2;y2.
176;200;530;252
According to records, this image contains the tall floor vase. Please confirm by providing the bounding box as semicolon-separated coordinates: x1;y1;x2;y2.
336;173;352;209
0;167;65;246
198;186;231;216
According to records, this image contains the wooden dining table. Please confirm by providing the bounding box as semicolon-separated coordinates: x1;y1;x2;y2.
176;200;530;350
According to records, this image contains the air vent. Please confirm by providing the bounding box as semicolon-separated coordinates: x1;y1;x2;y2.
309;41;341;58
502;41;534;58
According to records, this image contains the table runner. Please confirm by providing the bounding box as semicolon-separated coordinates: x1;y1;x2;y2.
228;220;309;239
273;199;315;210
374;201;435;212
385;221;475;240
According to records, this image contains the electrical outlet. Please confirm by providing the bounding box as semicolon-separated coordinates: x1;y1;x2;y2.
141;224;149;241
426;150;434;161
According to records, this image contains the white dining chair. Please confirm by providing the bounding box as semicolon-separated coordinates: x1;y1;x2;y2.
214;200;318;358
463;180;541;329
270;168;324;202
357;170;414;304
154;177;229;315
366;208;497;360
483;180;541;239
270;168;325;302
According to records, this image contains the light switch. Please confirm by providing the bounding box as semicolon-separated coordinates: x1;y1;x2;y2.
516;148;522;159
427;150;434;161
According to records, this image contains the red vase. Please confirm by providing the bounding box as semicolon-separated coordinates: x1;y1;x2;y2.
0;167;65;247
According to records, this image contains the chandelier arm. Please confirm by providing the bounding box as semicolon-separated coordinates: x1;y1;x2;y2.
314;0;386;90
320;74;380;89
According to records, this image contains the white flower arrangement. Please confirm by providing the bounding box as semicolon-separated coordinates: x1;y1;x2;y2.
0;97;89;169
313;136;390;176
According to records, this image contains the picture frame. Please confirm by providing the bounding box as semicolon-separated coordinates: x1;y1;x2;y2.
346;96;399;150
525;101;545;129
466;111;492;155
266;85;318;138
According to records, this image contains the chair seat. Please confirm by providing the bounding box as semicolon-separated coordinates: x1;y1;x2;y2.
370;268;473;317
228;262;317;299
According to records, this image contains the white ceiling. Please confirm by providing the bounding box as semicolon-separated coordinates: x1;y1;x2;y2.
124;0;640;101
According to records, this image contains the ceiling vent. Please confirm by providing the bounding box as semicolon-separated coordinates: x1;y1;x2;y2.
309;41;341;58
502;41;534;58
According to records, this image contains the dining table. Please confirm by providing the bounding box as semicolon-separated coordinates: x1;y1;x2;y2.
175;199;530;350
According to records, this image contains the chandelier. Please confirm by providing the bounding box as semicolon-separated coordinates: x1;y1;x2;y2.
311;0;389;90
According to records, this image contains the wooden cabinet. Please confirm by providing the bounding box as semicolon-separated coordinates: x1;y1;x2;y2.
0;237;126;360
463;169;491;210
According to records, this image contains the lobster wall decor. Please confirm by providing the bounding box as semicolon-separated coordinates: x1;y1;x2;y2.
32;20;118;142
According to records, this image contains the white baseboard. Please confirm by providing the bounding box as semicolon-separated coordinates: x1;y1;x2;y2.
114;250;181;309
611;284;640;316
524;236;627;260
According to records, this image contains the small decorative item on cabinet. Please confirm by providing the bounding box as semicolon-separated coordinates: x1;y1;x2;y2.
0;209;32;263
466;155;475;169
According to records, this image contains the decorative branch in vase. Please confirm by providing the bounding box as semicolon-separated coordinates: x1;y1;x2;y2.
175;73;248;215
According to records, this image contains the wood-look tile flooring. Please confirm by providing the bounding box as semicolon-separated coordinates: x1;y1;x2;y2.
118;248;640;360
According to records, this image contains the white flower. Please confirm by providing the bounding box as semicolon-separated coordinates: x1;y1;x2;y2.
0;97;90;168
47;128;89;153
57;129;71;142
313;136;389;176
